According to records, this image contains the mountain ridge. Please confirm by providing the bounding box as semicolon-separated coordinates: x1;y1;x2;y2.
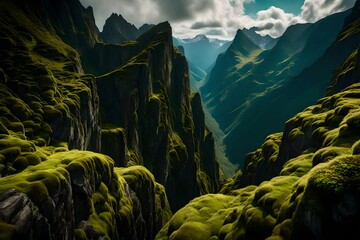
156;3;360;238
201;9;352;166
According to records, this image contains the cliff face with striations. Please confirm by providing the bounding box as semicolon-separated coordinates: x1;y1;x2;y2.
156;2;360;239
0;0;219;239
83;22;219;211
0;1;172;239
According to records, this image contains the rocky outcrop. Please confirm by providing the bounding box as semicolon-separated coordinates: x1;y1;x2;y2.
0;149;172;240
93;22;220;211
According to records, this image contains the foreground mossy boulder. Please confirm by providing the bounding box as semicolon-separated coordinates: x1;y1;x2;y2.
0;137;172;239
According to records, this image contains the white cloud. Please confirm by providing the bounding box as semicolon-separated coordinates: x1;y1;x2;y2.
254;6;304;38
79;0;357;40
300;0;357;22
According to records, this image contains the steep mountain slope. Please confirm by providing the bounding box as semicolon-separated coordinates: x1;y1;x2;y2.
83;22;220;211
202;10;351;166
156;17;360;240
21;0;101;52
0;0;220;238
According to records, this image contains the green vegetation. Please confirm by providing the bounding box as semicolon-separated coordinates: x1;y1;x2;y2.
156;42;360;239
0;1;177;239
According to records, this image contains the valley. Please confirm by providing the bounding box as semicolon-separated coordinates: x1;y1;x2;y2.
0;0;359;239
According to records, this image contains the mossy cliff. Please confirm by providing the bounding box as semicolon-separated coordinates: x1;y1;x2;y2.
156;4;360;239
0;1;174;239
83;22;220;211
0;0;219;238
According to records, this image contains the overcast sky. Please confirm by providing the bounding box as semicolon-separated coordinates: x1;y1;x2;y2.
80;0;356;40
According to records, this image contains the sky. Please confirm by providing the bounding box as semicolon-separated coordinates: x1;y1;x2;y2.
79;0;357;40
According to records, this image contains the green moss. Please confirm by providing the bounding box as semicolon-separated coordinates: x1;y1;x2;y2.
0;150;114;205
0;147;21;162
0;135;36;152
255;176;299;216
312;147;351;166
157;194;237;239
116;165;155;185
352;140;360;155
345;111;360;131
13;156;28;171
88;183;116;239
308;155;360;195
155;183;172;226
0;222;18;240
74;229;88;240
168;132;188;168
219;170;243;195
196;169;211;195
280;154;313;177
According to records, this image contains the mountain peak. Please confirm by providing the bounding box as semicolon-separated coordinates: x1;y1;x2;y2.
101;13;139;44
194;34;208;41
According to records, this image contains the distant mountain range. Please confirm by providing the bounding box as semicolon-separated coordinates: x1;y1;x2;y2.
173;35;231;73
201;9;356;166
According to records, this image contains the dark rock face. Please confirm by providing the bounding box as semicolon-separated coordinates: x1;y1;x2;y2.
0;1;101;153
0;190;53;239
101;127;127;167
93;22;220;211
15;0;101;52
100;13;140;44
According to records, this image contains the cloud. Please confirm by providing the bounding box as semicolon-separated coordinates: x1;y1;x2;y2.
154;0;216;21
205;29;227;36
254;6;304;38
79;0;356;40
229;0;255;15
191;21;223;29
300;0;357;22
80;0;257;39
